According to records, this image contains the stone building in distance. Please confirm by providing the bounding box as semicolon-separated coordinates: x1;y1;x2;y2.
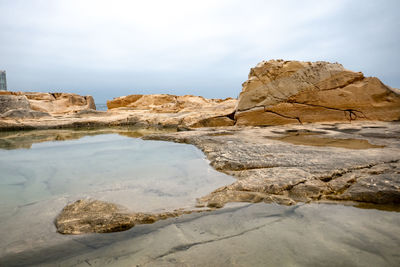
0;71;7;91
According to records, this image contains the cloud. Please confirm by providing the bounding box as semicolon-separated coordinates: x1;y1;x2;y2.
0;0;399;103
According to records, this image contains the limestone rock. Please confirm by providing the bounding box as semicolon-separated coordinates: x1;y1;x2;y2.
235;60;400;126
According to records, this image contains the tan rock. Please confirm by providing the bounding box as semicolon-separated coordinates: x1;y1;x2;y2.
0;91;96;115
235;60;400;126
107;94;237;127
108;94;233;112
0;94;31;113
55;199;204;234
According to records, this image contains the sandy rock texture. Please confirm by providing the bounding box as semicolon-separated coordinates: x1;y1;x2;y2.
0;93;236;130
55;199;203;234
235;60;400;125
144;121;400;208
107;94;237;127
0;91;96;120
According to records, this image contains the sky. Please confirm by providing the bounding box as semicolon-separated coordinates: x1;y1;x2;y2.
0;0;399;103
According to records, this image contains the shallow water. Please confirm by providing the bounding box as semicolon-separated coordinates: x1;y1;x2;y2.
2;203;400;267
0;130;399;266
266;131;384;149
95;103;107;111
0;131;234;259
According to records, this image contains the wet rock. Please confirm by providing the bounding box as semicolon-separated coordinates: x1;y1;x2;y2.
145;122;400;208
55;200;136;234
235;60;400;126
55;199;202;234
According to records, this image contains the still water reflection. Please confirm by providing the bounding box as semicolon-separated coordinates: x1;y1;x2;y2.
0;129;235;261
0;129;399;266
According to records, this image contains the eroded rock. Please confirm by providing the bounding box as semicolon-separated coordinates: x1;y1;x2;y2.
0;91;96;115
55;200;135;234
106;94;237;128
144;122;400;208
55;199;201;234
0;95;31;113
235;60;400;126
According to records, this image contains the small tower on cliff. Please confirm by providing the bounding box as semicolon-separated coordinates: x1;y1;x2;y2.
0;71;7;91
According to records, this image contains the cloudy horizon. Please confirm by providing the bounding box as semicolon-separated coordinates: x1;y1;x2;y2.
1;0;399;103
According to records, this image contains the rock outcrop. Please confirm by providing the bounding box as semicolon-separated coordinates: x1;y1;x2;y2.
1;60;399;130
144;122;400;208
55;199;200;234
0;91;96;115
235;60;400;126
107;94;232;112
107;94;237;127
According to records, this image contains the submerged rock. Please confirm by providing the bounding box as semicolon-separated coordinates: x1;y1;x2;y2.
55;200;135;234
55;199;200;234
235;60;400;126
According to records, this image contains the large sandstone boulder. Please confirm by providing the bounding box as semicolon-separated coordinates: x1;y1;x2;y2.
0;91;96;115
235;60;400;125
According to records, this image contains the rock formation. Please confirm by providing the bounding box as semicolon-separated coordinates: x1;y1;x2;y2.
0;91;95;116
144;122;400;208
55;199;200;234
107;94;231;112
235;60;400;126
107;94;237;127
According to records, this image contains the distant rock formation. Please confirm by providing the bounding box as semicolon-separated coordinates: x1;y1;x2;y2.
107;94;233;113
235;60;400;126
107;94;237;127
0;91;95;119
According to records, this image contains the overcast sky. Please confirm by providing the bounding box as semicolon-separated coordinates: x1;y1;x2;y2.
0;0;399;103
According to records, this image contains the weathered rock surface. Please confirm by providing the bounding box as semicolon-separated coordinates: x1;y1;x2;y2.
0;91;96;115
0;93;236;130
55;199;201;234
235;60;400;125
55;200;136;234
1;60;400;130
107;94;233;112
144;121;400;208
0;95;31;113
107;94;237;127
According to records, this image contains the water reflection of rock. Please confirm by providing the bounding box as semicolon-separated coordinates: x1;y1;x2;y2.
0;127;175;150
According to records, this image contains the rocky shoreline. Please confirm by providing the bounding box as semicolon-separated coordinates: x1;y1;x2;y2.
144;122;400;207
52;121;400;234
1;59;399;234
